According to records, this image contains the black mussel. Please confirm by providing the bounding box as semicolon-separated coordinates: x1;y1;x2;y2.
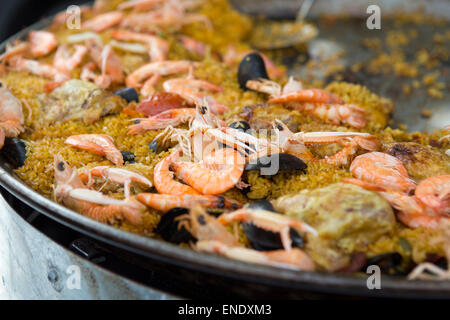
148;140;158;153
243;223;304;251
245;153;307;176
155;208;196;244
247;199;276;212
121;151;135;163
115;87;139;103
0;138;27;168
365;252;404;275
238;53;269;90
229;120;250;132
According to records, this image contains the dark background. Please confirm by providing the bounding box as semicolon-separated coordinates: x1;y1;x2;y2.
0;0;88;42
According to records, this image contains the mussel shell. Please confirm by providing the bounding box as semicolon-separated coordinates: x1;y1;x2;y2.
243;223;304;251
247;199;276;212
365;252;404;275
148;140;158;153
115;87;139;103
155;207;196;244
229;120;250;132
245;153;307;176
121;151;135;164
238;53;269;90
0;138;27;168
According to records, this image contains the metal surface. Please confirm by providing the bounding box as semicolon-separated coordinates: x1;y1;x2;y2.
0;2;449;299
231;0;450;20
0;195;176;299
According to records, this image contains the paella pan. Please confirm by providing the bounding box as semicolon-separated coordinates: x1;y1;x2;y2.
0;0;449;298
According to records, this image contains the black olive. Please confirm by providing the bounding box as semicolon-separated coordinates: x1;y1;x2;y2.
155;208;196;244
229;121;250;132
365;252;403;275
148;140;158;153
121;151;135;164
243;223;304;251
237;53;269;90
115;87;139;103
0;138;27;168
247;199;276;212
245;153;307;176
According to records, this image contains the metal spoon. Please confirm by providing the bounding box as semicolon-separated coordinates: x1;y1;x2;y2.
249;0;318;50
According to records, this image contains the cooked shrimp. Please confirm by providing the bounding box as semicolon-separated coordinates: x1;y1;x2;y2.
53;44;88;73
86;40;124;87
153;149;201;195
163;77;228;114
415;175;450;215
111;30;169;62
292;102;367;128
0;42;28;65
118;0;164;11
65;134;124;165
136;193;241;212
217;208;317;251
120;0;211;31
0;84;24;149
271;119;378;165
178;35;207;57
125;60;196;89
9;56;69;82
343;178;447;229
79;166;152;198
83;11;124;32
196;240;315;270
176;206;240;245
268;88;343;104
29;31;57;57
349;152;416;193
53;155;145;225
128;108;196;134
172;148;245;195
320;135;380;166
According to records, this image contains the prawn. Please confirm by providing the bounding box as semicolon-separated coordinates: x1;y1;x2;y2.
29;31;57;58
343;177;448;229
111;30;169;62
53;155;145;225
163;77;228;114
172;148;245;195
128;108;196;134
136;193;241;212
153;149;201;195
0;84;24;149
349;152;416;193
53;44;88;73
83;11;124;32
217;208;317;251
9;56;69;82
86;40;124;88
65;134;124;166
292;103;367;128
125;60;196;90
196;240;315;270
175;206;240;246
415;175;450;215
79;166;152;198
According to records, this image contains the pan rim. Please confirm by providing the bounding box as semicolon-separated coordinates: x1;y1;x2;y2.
0;16;449;299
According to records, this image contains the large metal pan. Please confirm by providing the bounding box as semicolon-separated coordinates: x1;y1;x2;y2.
0;2;449;299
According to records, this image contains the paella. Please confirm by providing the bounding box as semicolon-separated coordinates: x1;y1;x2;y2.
0;0;449;279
